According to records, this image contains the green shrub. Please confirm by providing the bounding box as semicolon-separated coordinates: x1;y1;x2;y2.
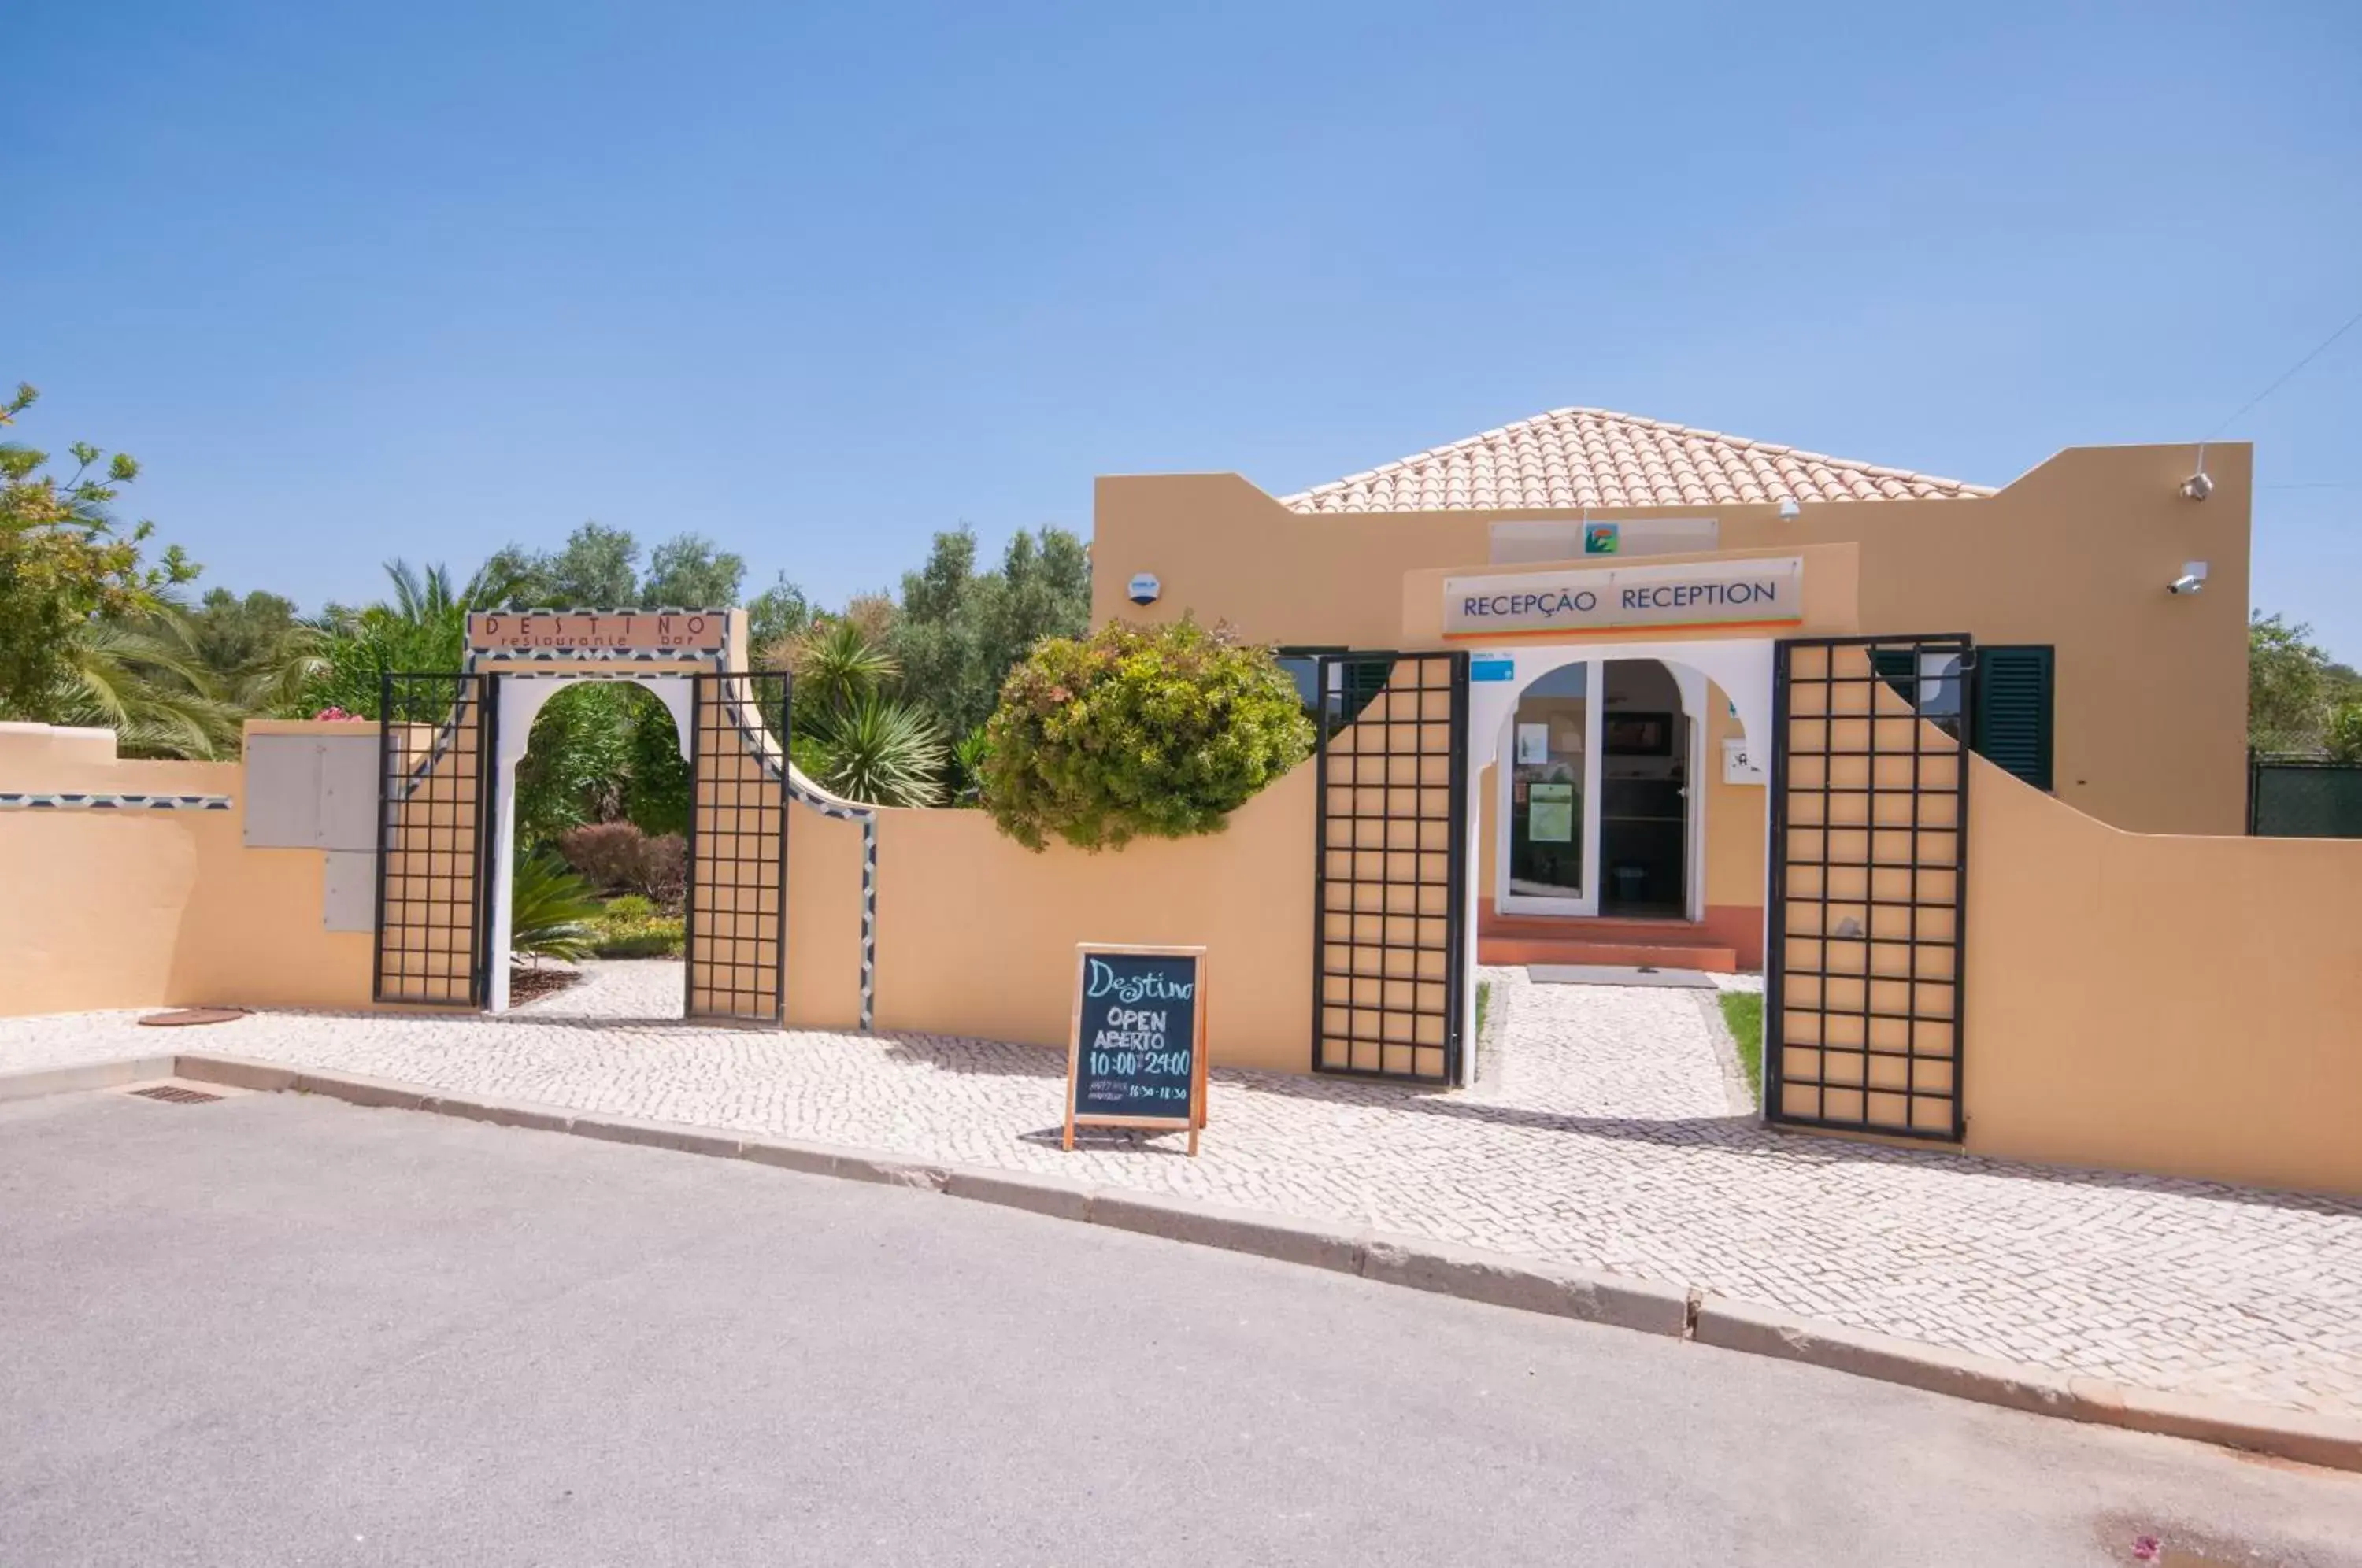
623;696;691;837
587;894;685;958
980;618;1314;852
556;821;685;904
2328;700;2362;764
948;727;990;807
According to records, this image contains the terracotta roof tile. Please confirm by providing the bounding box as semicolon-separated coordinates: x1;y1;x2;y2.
1279;407;1994;514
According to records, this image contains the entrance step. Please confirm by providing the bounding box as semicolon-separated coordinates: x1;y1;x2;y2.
1480;937;1740;971
1527;964;1719;989
1477;914;1738;973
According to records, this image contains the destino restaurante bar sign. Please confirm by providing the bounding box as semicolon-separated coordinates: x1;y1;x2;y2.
1442;557;1804;638
466;609;732;653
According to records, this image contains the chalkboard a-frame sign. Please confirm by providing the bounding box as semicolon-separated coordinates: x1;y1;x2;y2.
1064;944;1209;1156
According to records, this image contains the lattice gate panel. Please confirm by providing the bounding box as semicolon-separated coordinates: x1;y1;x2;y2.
687;671;790;1024
1767;637;1971;1141
1311;651;1470;1083
375;672;494;1007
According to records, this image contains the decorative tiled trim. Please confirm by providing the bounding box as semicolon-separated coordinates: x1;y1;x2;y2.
497;669;697;679
0;792;233;812
858;816;878;1032
715;671;881;1034
477;647;711;663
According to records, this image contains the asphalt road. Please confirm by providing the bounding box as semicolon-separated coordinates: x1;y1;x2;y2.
4;1088;2360;1567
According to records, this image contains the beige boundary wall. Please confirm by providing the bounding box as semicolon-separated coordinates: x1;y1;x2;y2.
0;721;373;1015
1962;758;2362;1194
789;767;1316;1073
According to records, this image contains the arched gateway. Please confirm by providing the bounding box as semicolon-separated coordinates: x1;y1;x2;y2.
370;608;876;1027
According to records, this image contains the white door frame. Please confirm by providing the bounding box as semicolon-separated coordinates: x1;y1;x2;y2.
1490;653;1725;924
1457;638;1775;1086
1494;666;1604;917
483;673;695;1013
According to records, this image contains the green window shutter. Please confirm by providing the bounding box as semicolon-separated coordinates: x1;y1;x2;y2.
1870;649;1918;704
1973;645;2055;791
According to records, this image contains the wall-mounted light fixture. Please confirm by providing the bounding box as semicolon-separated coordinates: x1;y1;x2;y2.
2168;560;2209;596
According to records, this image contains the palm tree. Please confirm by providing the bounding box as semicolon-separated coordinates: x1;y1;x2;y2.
508;852;602;965
384;558;519;630
50;611;244;760
234;612;336;712
296;557;524;718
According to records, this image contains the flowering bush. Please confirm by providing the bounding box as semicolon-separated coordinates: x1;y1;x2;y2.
980;618;1312;852
311;706;365;721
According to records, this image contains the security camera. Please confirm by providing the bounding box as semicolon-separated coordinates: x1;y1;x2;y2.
2181;472;2213;501
1776;497;1801;520
2168;560;2209;595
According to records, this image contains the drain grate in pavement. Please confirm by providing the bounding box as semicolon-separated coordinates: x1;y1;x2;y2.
127;1085;224;1105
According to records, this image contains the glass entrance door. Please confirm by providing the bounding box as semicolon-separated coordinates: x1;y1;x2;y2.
1501;662;1600;915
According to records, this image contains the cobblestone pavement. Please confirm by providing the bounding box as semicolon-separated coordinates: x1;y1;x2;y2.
6;960;2358;1418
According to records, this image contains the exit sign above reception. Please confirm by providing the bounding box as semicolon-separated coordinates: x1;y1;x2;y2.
1442;557;1804;638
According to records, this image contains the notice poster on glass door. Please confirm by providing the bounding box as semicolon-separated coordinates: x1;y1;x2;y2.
1528;782;1575;842
1516;723;1551;765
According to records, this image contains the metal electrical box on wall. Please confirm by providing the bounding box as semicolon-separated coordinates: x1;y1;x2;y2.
245;735;378;850
320;852;376;932
245;734;379;931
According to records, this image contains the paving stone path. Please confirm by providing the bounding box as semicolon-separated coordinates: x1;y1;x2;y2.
6;961;2358;1418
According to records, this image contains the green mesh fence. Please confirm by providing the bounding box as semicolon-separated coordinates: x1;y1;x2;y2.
2250;760;2362;838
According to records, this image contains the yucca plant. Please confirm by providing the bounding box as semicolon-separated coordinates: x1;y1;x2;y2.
508;852;602;965
763;615;949;808
779;617;901;715
809;688;946;807
949;727;990;807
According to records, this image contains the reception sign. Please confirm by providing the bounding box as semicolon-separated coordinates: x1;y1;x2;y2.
1443;557;1803;638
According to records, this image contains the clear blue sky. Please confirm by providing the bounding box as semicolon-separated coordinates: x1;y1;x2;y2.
10;1;2360;656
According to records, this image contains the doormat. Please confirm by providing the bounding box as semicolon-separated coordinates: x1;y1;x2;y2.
1526;965;1716;989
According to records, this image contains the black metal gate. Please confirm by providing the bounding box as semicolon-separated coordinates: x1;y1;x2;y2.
1308;651;1470;1083
374;671;496;1007
685;671;791;1024
1767;635;1971;1141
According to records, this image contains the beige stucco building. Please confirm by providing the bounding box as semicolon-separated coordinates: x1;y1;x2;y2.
1091;408;2252;973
